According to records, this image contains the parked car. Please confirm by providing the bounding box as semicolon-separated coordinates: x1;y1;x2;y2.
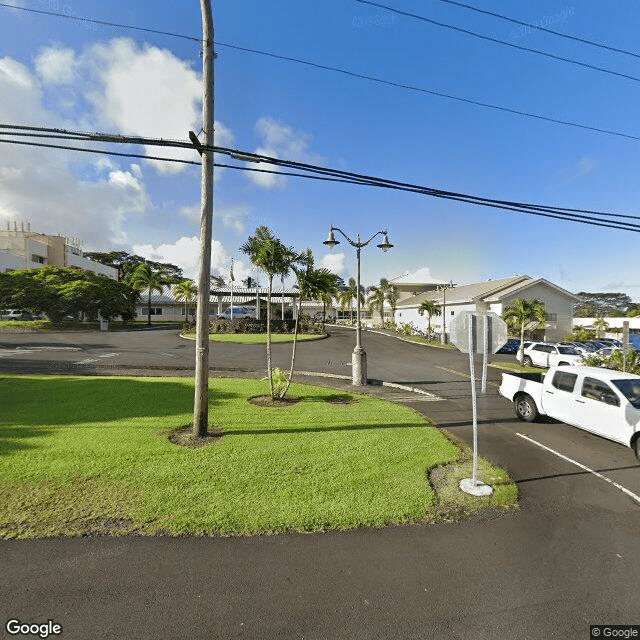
497;338;520;354
518;342;583;368
0;309;32;320
499;365;640;460
597;338;623;348
217;306;256;319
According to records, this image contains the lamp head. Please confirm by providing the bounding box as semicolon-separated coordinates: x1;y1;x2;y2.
377;232;393;253
323;228;339;249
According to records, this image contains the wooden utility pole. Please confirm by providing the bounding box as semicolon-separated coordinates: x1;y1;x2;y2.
193;0;214;436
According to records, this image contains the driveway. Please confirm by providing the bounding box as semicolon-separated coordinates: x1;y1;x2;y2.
1;326;639;639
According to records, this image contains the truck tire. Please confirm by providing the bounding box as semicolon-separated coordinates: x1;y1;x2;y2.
633;435;640;463
523;356;533;367
515;393;538;422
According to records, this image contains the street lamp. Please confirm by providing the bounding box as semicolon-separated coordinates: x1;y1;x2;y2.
436;280;454;344
323;226;393;385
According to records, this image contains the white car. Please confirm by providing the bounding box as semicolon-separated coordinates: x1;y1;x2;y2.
518;342;583;368
499;365;640;459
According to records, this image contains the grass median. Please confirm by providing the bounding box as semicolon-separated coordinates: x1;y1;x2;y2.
0;375;517;538
182;332;325;344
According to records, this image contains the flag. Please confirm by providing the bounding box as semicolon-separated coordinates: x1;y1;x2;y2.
229;259;235;282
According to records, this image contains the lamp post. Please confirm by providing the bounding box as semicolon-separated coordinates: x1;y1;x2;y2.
436;280;454;344
323;227;393;385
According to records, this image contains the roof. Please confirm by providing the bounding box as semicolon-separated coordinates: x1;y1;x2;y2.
137;285;299;305
397;275;579;308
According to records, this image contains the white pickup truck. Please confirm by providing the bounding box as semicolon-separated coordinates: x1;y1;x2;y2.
499;365;640;460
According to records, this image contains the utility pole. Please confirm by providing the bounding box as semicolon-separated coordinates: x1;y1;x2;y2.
193;0;214;437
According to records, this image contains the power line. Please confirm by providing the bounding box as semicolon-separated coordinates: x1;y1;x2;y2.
356;0;640;85
3;4;640;143
440;0;640;60
213;42;640;144
1;125;639;234
0;2;200;42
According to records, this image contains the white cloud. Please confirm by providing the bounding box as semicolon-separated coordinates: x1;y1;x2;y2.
247;117;323;189
35;46;77;85
394;267;448;283
132;236;252;283
320;252;346;276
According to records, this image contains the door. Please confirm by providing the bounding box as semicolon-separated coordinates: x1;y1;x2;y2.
572;376;625;442
542;370;579;424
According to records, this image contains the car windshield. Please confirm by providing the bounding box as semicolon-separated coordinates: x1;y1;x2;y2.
612;379;640;409
557;347;579;355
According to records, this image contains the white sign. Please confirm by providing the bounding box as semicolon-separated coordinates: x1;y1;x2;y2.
449;311;507;354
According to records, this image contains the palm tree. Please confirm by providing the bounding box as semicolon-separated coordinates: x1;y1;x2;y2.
173;279;197;322
593;316;609;339
282;250;341;398
418;299;442;336
241;226;301;399
128;263;165;326
502;298;546;363
367;285;386;324
366;278;397;325
338;277;364;323
385;284;399;325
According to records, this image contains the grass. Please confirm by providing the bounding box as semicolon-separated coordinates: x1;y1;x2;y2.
0;320;179;332
0;375;517;538
489;361;546;374
0;320;49;330
399;335;457;349
183;332;325;344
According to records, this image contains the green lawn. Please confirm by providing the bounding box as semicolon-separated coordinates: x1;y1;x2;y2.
0;375;516;538
183;332;325;344
399;335;457;349
489;361;546;374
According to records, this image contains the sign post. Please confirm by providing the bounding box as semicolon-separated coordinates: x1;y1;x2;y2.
449;311;507;496
623;321;629;373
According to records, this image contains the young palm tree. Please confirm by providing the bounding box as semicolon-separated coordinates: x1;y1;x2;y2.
282;250;341;398
339;277;364;323
367;278;397;326
385;284;399;325
502;298;547;363
173;279;197;321
128;263;165;326
418;299;442;336
241;226;301;399
593;316;609;339
366;285;386;324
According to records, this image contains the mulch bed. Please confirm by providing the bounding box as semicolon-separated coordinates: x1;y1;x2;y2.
167;425;224;448
248;395;302;407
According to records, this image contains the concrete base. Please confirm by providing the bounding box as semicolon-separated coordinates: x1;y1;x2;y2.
352;348;367;386
459;478;494;497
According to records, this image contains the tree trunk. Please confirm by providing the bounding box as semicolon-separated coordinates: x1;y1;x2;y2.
147;289;152;326
267;277;274;399
282;293;302;398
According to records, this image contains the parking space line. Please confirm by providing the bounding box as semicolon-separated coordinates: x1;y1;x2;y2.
516;433;640;505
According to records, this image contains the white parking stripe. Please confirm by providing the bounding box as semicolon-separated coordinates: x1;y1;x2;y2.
516;433;640;505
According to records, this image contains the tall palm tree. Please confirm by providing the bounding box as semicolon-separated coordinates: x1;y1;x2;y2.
385;284;399;325
339;277;364;323
173;279;197;321
282;250;341;398
418;300;442;336
366;285;386;324
502;298;547;363
241;226;302;399
128;263;165;326
366;278;397;326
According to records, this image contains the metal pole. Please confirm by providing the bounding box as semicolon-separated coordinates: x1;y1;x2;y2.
442;287;447;344
481;313;488;394
352;241;367;385
469;315;478;486
193;0;214;437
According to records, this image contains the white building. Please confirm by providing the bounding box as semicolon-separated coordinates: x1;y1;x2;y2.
395;274;579;342
0;224;117;279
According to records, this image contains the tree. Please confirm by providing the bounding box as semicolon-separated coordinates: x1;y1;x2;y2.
127;263;165;326
282;249;341;398
593;316;609;339
338;277;364;322
241;227;301;399
84;251;184;283
173;279;198;321
417;300;442;336
366;278;397;326
574;292;632;317
502;298;547;363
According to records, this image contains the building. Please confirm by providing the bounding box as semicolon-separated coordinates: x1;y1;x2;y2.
395;275;580;342
0;224;117;279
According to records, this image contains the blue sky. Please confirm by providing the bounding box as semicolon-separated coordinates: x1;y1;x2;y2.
1;1;639;296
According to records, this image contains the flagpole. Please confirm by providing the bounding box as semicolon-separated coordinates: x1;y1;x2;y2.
230;258;234;318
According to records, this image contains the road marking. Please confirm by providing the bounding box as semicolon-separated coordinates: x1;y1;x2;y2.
434;365;499;388
516;433;640;505
98;353;119;358
74;358;99;364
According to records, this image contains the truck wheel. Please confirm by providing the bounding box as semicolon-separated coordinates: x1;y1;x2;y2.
515;393;538;422
523;356;533;367
633;435;640;463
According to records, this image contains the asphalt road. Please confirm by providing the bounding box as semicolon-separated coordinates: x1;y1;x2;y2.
1;326;639;639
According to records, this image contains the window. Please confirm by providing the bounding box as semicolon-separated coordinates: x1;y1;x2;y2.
545;312;558;321
581;377;619;406
31;254;45;264
139;308;163;316
533;344;553;353
552;371;577;393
